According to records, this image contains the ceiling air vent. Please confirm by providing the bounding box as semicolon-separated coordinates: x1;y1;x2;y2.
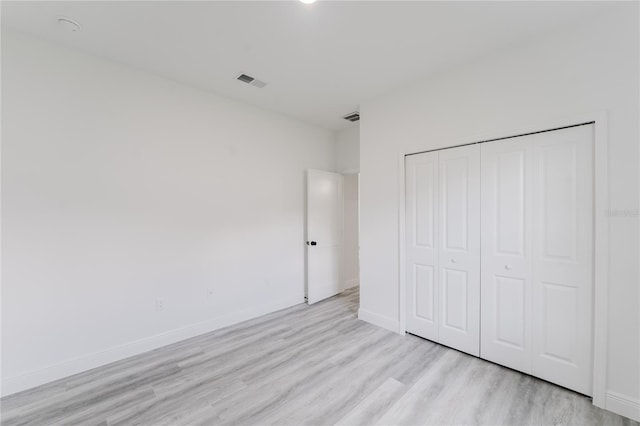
237;73;255;83
343;112;360;122
236;73;268;88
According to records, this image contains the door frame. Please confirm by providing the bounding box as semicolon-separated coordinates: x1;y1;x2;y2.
397;111;608;408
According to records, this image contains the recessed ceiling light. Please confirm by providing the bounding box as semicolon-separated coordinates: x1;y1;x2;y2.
299;0;317;4
57;16;82;32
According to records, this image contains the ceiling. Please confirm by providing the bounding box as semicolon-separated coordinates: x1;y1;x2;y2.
1;1;619;130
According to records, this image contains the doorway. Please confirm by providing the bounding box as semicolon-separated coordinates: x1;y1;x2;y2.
342;173;360;291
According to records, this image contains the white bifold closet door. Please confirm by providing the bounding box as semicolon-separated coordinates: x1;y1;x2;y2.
406;124;594;396
481;124;594;395
406;144;480;356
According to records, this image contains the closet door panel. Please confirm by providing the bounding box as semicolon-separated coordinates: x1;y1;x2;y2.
405;152;439;341
532;125;594;396
481;140;533;373
438;144;480;356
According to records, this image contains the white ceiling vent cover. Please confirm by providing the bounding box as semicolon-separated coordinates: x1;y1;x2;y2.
343;112;360;122
236;73;268;88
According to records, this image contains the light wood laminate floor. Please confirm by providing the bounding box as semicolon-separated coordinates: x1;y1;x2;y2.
1;288;637;426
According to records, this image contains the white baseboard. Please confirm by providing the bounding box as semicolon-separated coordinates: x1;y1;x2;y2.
1;295;304;397
343;278;359;289
358;308;400;333
605;391;640;422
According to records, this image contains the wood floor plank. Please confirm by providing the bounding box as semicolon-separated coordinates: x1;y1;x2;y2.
49;386;156;426
1;288;637;426
334;377;406;426
375;349;468;425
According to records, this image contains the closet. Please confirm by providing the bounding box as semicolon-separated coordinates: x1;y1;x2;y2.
405;124;594;396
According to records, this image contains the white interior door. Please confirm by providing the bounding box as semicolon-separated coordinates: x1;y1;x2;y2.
306;169;343;305
531;125;594;395
405;152;439;341
481;137;534;373
438;144;481;356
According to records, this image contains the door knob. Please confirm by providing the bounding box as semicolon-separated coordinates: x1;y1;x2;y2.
505;264;512;270
450;258;457;263
307;241;317;246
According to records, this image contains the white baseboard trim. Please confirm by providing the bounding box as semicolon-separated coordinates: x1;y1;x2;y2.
343;279;359;289
1;295;304;397
358;308;400;334
605;391;640;422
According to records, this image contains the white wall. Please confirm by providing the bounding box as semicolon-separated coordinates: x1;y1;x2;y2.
336;125;360;173
1;31;336;395
359;4;639;420
342;174;359;289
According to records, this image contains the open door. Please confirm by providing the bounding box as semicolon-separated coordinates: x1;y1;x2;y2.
306;169;343;304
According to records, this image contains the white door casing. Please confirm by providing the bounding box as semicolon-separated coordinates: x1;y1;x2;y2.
306;169;343;305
